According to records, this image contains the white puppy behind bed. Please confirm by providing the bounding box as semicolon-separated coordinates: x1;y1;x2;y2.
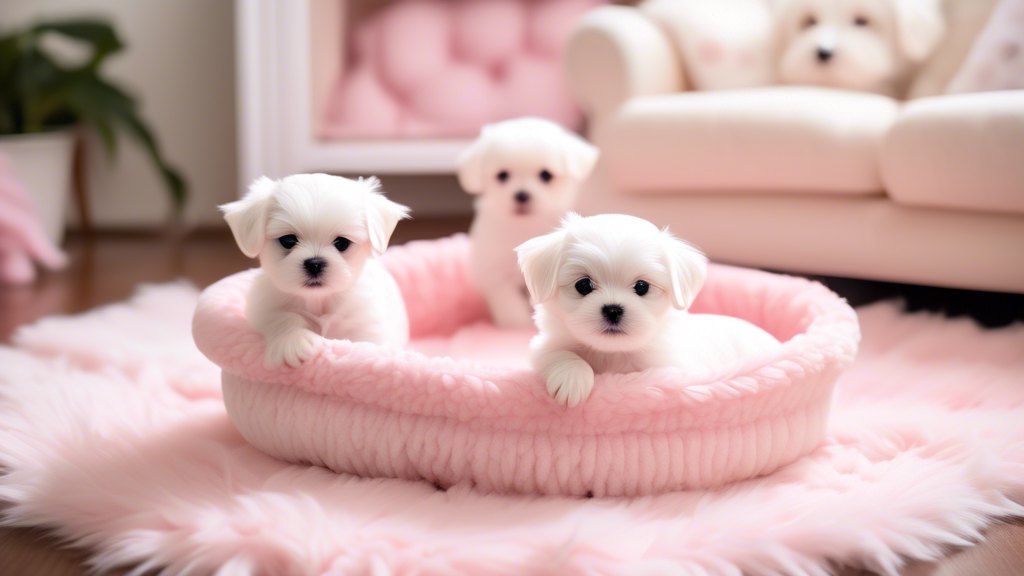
458;118;599;329
775;0;946;96
517;214;781;407
220;174;411;369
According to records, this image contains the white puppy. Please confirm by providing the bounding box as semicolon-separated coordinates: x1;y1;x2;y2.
220;174;411;368
517;214;781;407
775;0;945;96
458;118;599;328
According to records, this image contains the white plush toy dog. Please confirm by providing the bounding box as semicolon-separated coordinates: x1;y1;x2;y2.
775;0;946;96
221;174;411;368
458;118;599;329
517;214;781;407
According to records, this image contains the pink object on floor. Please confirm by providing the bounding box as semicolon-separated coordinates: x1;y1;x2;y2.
0;152;67;285
192;235;859;497
3;276;1024;574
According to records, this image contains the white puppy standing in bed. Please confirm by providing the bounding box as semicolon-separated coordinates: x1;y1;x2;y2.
220;174;411;368
517;214;781;407
775;0;946;96
458;118;599;328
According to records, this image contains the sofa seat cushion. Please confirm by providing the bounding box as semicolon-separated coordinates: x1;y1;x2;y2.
602;87;900;195
574;168;1024;293
882;91;1024;215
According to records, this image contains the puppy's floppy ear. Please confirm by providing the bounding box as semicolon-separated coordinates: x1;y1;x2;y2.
517;229;567;304
662;230;708;311
457;128;492;194
893;0;945;62
220;176;277;258
557;131;600;181
361;177;411;255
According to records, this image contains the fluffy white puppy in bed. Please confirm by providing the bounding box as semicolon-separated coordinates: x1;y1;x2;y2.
775;0;945;96
221;174;411;368
517;214;781;407
458;118;599;328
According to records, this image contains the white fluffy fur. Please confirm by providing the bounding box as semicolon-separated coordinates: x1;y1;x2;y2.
220;174;410;368
775;0;946;96
518;214;781;407
458;118;599;328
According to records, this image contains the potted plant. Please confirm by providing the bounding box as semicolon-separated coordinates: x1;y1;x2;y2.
0;19;186;244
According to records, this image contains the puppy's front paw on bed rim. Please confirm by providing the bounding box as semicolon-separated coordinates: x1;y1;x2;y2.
263;329;319;369
544;356;595;408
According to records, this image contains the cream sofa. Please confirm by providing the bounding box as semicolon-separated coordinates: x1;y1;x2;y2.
565;4;1024;294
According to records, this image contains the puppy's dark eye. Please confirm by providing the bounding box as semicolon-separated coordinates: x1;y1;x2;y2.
278;235;298;250
497;171;509;183
575;278;595;296
854;16;870;27
634;280;650;296
334;237;351;252
539;170;553;183
802;15;818;29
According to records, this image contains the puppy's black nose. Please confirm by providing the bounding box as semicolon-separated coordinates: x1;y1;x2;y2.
602;304;624;324
303;257;326;278
816;47;834;63
514;191;530;204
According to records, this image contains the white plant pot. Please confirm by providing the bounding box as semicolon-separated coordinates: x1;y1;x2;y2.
0;130;75;246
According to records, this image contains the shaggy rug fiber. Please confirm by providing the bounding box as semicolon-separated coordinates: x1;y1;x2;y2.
0;283;1022;576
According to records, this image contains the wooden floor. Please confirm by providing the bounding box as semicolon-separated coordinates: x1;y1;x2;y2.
1;221;1022;575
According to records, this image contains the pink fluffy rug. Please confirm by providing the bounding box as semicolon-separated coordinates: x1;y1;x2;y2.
1;283;1023;576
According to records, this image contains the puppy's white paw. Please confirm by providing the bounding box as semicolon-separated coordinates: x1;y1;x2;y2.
264;329;319;369
545;359;595;408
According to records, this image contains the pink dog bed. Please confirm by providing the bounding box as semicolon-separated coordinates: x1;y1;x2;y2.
193;235;859;497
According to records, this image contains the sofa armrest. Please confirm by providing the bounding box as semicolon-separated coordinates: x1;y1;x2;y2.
565;6;685;124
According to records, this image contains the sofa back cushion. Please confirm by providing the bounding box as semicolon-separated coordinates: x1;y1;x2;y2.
604;87;900;194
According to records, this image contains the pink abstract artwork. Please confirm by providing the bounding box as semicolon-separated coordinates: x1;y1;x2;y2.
321;0;605;139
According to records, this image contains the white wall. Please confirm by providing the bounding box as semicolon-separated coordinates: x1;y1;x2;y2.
2;0;237;228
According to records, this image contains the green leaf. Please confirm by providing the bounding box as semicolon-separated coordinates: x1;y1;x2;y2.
15;48;70;132
67;75;188;211
0;37;18;133
0;19;186;214
31;20;124;68
0;35;20;78
121;111;188;213
60;71;130;153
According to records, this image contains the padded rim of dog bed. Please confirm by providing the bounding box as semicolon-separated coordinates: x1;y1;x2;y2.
194;234;860;496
